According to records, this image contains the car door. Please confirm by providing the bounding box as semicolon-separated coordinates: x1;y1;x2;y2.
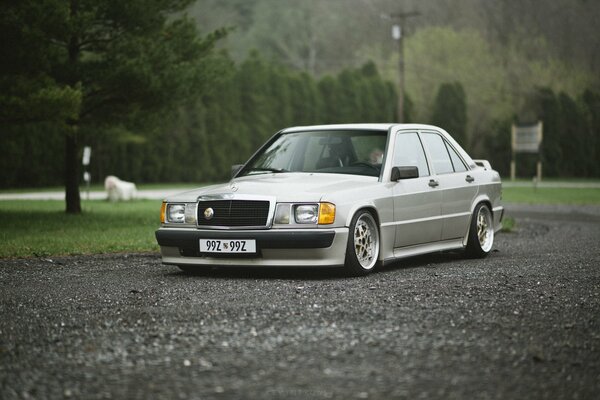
391;131;443;248
420;131;478;241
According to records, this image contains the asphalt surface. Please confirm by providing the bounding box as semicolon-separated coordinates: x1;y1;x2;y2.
1;207;599;399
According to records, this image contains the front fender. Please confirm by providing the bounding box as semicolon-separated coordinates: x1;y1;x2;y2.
344;201;379;227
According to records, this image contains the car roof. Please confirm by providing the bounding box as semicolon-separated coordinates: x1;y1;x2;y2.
281;123;444;133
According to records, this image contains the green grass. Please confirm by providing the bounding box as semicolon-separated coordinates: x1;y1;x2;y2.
502;187;600;205
505;178;600;184
0;200;162;258
501;216;516;232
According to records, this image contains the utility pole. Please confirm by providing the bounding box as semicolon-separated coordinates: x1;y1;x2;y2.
385;11;420;123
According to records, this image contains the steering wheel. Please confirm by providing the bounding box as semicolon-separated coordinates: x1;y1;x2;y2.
349;161;380;172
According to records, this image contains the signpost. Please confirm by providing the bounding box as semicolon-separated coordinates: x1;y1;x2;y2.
511;122;543;181
82;146;91;200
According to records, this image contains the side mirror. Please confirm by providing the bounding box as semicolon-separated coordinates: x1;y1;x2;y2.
391;166;419;181
231;164;243;178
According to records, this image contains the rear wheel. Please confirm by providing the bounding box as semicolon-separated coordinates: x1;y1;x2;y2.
466;203;494;258
345;210;380;276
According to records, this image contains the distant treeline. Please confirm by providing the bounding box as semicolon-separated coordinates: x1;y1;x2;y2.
485;88;600;179
1;54;598;188
1;54;397;187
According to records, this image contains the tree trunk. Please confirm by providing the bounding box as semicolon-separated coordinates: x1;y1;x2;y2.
65;0;81;214
65;125;81;214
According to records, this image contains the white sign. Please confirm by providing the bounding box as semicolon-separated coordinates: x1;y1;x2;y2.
392;25;401;40
512;122;542;153
82;146;92;166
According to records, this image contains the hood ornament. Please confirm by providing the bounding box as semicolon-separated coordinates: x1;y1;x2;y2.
230;183;239;192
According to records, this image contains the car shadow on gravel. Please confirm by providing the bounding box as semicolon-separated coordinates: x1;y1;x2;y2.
161;250;473;281
380;250;470;272
164;266;349;281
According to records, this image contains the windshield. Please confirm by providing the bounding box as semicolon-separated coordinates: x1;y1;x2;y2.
239;130;388;177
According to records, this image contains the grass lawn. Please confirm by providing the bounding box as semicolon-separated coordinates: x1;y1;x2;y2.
0;200;162;258
502;187;600;205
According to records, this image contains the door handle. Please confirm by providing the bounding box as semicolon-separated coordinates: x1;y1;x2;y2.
428;179;439;188
466;175;475;183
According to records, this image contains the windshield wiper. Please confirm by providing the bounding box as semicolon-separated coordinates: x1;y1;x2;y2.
246;167;289;174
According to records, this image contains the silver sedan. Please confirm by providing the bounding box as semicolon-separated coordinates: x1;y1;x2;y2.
155;124;504;275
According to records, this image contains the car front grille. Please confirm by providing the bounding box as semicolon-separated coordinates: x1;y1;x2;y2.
196;200;270;228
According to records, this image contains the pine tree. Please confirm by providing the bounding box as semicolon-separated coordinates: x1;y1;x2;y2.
431;82;468;148
0;0;225;212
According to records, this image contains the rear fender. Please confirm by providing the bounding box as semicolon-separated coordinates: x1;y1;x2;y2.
463;194;493;245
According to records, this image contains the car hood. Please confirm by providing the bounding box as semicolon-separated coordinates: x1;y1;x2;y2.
164;172;380;203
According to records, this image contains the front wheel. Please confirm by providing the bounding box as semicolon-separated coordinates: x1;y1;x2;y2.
465;203;494;258
344;210;380;276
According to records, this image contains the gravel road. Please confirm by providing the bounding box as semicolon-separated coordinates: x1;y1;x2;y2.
1;208;599;399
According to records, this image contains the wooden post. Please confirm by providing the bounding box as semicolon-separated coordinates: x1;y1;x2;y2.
536;121;543;182
510;124;516;180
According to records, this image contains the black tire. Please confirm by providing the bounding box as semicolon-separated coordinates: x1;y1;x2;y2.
344;210;380;276
465;203;494;258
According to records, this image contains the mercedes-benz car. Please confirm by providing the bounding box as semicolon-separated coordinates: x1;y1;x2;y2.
155;124;503;275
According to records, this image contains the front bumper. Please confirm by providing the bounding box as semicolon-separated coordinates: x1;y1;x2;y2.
155;227;349;267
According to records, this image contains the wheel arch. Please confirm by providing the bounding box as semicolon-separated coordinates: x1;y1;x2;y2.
345;204;384;262
344;203;381;228
463;196;494;246
345;204;381;235
470;194;493;215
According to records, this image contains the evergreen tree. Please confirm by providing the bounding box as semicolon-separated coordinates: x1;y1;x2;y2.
431;82;468;148
0;0;225;213
483;118;512;177
317;76;342;124
581;90;600;177
267;65;293;129
402;92;413;123
288;72;320;125
238;51;273;149
557;93;586;177
535;88;562;177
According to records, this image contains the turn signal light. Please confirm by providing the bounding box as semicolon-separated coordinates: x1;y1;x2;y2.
318;202;336;225
160;202;166;223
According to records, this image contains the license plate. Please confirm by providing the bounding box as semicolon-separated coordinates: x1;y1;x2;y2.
199;239;256;254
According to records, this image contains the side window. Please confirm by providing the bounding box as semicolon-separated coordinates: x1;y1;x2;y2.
421;133;454;174
393;132;429;177
446;143;467;172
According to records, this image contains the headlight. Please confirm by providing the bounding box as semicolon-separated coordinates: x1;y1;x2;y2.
184;204;197;224
294;204;318;224
274;202;336;225
167;204;186;223
162;203;197;224
274;204;291;224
